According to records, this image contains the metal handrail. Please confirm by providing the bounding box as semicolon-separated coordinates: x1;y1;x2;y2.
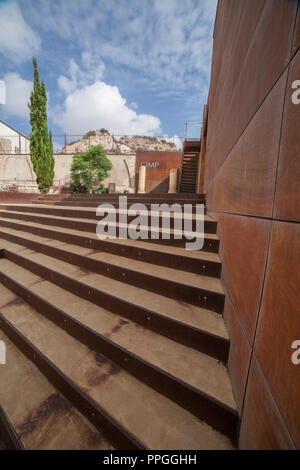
183;122;202;142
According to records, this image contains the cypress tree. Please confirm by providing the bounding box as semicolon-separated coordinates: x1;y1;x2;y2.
28;57;54;194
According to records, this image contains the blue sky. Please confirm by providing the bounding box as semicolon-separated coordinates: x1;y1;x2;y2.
0;0;217;149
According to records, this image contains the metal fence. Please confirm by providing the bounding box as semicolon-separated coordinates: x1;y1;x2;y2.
0;133;184;155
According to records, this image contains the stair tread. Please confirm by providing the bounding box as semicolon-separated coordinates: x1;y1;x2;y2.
0;329;113;450
0;222;221;282
0;234;222;294
0;283;234;450
0;219;220;263
0;205;214;223
0;223;220;264
0;238;227;338
0;212;219;242
0;262;232;406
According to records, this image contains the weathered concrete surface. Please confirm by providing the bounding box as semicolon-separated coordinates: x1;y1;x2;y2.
0;153;136;193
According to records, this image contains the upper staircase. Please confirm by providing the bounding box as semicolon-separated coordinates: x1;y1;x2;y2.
0;194;238;450
178;122;201;193
178;152;199;193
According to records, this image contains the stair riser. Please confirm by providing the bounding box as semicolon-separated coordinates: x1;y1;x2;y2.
37;201;206;210
0;213;217;251
63;197;205;204
54;192;203;198
0;219;220;274
0;406;24;450
1;208;216;234
0;276;235;441
0;231;221;282
4;248;224;315
38;197;203;202
0;263;228;363
1;230;222;311
0;314;143;450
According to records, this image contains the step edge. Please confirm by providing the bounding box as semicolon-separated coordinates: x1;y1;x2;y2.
0;277;237;441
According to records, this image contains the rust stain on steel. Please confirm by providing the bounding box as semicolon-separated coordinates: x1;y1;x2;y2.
111;318;130;335
86;353;121;387
2;297;25;308
16;393;72;440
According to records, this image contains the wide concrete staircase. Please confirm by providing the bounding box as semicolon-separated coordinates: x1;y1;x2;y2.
0;194;238;450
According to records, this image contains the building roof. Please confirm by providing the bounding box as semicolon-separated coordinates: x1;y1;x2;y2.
0;119;30;140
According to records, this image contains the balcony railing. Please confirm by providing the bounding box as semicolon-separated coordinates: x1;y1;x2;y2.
183;122;202;142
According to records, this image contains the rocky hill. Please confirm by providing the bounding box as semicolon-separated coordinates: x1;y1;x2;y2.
62;129;178;154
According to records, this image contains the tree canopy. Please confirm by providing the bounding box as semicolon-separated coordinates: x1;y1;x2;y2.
28;57;54;194
70;145;112;193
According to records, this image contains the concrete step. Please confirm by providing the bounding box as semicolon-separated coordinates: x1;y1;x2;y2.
0;205;217;233
63;196;205;204
0;236;227;359
0;210;218;251
0;327;114;450
35;200;206;209
45;193;204;199
0;273;237;447
0;234;224;310
0;217;221;274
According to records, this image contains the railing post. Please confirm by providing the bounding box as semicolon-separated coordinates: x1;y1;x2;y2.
184;123;187;142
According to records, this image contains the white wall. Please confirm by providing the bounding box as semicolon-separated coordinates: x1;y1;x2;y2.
0;122;29;154
0;153;136;193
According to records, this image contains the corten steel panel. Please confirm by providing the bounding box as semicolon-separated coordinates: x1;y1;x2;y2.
208;0;266;149
206;0;246;160
223;297;251;413
135;151;181;194
255;222;300;448
206;72;287;217
292;2;300;56
216;213;271;342
239;356;295;450
274;50;300;222
207;0;246;134
205;0;297;184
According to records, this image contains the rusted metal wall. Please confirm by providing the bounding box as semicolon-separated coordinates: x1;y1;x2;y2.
205;0;300;449
136;151;182;193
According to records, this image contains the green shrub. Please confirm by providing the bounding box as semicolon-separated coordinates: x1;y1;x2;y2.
70;145;112;194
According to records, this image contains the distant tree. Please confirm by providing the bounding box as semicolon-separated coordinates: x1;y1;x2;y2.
70;145;112;194
28;57;54;194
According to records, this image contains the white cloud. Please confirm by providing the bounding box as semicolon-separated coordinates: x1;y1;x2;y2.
55;78;161;136
22;0;217;92
163;135;182;150
0;1;40;63
1;72;32;118
58;55;105;94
